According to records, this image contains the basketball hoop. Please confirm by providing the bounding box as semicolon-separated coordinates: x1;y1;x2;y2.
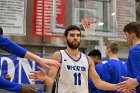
81;16;100;35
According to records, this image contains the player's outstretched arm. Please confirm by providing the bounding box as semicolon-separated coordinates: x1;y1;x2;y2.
25;51;60;69
0;35;60;69
0;76;22;92
1;75;39;93
88;57;116;90
0;76;37;93
88;57;130;93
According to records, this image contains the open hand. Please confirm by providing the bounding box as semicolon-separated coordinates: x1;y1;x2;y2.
29;66;47;82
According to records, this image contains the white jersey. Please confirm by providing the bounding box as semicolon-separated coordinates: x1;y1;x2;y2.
56;50;89;93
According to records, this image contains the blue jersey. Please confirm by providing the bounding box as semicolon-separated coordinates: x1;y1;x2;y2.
98;59;127;93
127;44;140;92
0;35;27;92
88;61;107;93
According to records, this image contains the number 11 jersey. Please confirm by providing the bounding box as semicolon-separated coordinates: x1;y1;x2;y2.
56;50;89;93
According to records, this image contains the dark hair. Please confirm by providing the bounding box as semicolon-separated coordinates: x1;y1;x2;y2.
123;22;140;38
0;26;3;35
107;41;119;54
64;25;81;37
88;49;101;60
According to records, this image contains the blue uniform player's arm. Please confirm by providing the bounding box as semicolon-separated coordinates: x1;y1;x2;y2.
0;35;27;58
0;77;22;92
0;35;60;69
0;35;25;92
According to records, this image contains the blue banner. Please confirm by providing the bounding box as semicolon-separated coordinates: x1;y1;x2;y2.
0;54;44;84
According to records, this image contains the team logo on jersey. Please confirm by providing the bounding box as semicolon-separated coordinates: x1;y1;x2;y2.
64;59;68;61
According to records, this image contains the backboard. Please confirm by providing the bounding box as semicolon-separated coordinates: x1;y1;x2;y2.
33;0;136;38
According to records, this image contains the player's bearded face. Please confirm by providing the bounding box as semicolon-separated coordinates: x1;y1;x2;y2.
67;39;80;49
66;30;81;49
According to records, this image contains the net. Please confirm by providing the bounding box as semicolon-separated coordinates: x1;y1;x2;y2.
81;16;100;35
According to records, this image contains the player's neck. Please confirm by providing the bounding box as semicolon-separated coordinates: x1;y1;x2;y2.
109;54;118;60
66;47;80;57
133;38;140;46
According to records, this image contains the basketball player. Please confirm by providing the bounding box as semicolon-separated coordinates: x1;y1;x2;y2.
88;49;102;65
88;49;103;93
97;41;127;93
0;26;60;93
29;25;130;93
117;22;140;92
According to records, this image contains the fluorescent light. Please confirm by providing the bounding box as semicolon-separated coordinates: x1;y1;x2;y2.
112;13;116;15
98;22;104;25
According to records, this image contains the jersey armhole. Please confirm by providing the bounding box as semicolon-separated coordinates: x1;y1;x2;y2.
59;51;62;64
86;55;90;67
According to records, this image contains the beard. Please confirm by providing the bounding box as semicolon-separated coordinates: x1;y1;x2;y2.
67;39;80;49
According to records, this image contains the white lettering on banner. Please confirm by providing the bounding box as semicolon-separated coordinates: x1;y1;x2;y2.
0;56;37;84
17;58;35;84
0;57;15;82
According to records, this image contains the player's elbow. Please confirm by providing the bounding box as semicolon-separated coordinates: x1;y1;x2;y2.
94;81;103;89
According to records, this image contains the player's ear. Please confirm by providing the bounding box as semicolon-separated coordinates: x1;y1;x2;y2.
131;33;136;38
108;48;111;53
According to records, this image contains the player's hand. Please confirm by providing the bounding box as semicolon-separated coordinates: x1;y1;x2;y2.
39;58;61;69
20;85;37;93
122;77;139;89
127;88;136;93
3;74;11;81
29;66;47;82
116;77;138;93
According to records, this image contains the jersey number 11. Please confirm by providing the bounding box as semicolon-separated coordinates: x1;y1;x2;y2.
74;73;81;85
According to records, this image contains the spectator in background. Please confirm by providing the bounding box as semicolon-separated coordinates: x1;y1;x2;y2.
88;49;102;65
88;49;104;93
0;26;60;93
98;41;127;93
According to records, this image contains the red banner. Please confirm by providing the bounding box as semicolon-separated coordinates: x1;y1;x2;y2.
56;0;66;28
33;0;66;37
